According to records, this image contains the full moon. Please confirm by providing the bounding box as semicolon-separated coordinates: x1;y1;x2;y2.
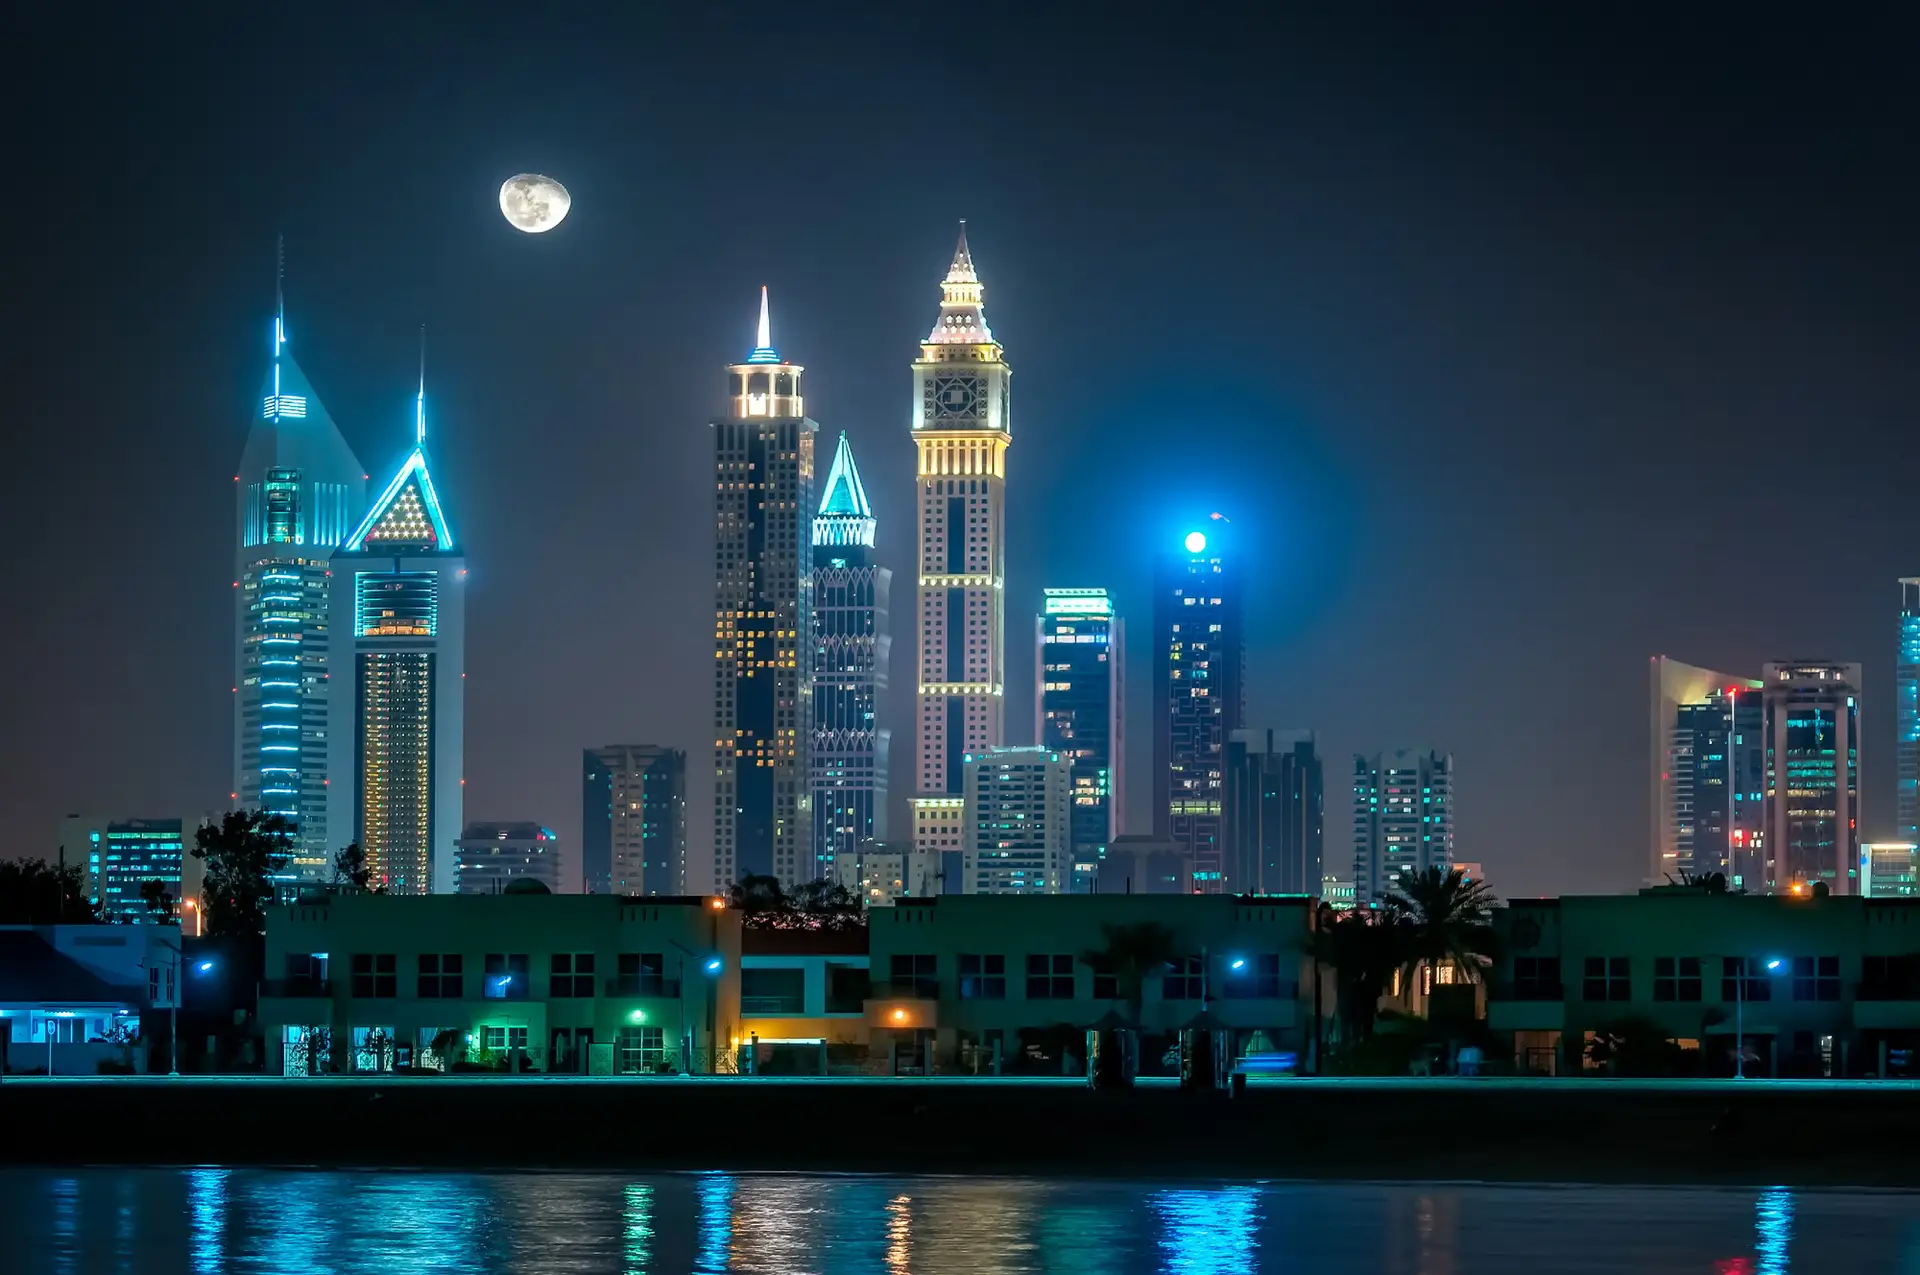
498;174;571;234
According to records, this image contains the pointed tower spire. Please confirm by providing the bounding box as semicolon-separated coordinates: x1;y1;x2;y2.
747;285;780;364
946;219;977;283
274;234;286;351
814;432;875;549
927;220;993;344
416;325;427;444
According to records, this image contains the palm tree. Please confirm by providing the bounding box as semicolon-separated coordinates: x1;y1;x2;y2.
1307;907;1409;1044
1082;921;1177;1026
1386;865;1499;990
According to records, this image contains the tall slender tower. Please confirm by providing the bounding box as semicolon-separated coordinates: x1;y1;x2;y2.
1151;516;1244;891
325;340;466;894
910;223;1013;863
810;432;890;876
1036;588;1124;892
713;288;816;890
233;248;365;879
1899;580;1920;841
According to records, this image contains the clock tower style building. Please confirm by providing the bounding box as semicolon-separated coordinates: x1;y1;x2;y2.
910;224;1015;872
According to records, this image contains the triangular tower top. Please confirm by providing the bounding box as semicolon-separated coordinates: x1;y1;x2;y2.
927;220;994;345
818;431;873;518
344;448;455;553
746;285;781;364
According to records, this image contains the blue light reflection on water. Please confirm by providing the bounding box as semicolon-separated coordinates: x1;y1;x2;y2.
4;1171;1920;1274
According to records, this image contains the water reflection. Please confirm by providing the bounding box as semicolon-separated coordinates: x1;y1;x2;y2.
2;1170;1918;1274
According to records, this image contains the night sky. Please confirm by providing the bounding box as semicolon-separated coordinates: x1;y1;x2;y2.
10;5;1919;896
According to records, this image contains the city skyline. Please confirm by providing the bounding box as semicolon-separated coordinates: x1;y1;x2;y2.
12;8;1920;899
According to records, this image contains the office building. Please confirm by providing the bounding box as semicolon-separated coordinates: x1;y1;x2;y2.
233;263;366;878
1761;661;1862;894
58;816;187;921
910;224;1014;868
453;823;563;895
713;289;816;890
1152;516;1244;892
1861;843;1920;898
583;746;688;897
1224;729;1323;895
1320;876;1359;910
834;842;940;906
1035;588;1124;893
1352;750;1454;902
1649;657;1765;886
962;747;1071;896
811;432;890;876
325;351;465;895
1900;581;1920;841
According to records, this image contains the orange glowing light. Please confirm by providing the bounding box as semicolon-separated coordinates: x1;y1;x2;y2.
708;897;726;910
891;1009;907;1023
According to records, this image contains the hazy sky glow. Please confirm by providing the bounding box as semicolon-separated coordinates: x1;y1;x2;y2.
8;5;1919;895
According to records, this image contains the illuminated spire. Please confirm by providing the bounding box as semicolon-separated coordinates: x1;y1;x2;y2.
746;284;781;364
261;235;316;421
416;325;426;444
814;432;876;548
274;233;286;352
927;220;993;345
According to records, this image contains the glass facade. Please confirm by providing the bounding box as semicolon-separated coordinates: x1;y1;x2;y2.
1037;589;1122;893
1761;662;1861;894
1900;580;1920;841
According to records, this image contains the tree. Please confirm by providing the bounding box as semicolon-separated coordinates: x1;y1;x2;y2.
1308;908;1411;1043
330;842;372;891
1386;865;1500;988
192;810;294;938
1586;1014;1686;1077
139;878;177;922
1082;921;1177;1025
0;857;100;924
725;874;864;930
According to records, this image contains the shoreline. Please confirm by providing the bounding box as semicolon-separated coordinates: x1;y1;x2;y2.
11;1077;1920;1187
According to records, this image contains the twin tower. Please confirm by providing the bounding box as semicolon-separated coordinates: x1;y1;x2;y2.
714;225;1012;888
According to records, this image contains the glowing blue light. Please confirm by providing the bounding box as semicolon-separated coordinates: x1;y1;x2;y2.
1765;957;1783;971
198;961;214;973
262;746;299;753
1184;531;1207;553
345;448;456;552
1229;957;1247;971
704;957;723;974
262;638;299;646
262;724;299;731
262;702;299;710
261;681;299;689
261;594;301;603
262;618;300;626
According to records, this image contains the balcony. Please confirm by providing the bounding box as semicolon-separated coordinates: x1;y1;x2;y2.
605;977;683;999
741;994;806;1016
261;978;332;998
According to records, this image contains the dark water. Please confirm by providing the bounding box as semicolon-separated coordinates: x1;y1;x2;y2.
2;1169;1917;1273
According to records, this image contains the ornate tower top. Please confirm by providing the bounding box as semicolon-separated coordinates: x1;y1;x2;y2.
729;286;804;417
815;431;875;548
926;220;995;346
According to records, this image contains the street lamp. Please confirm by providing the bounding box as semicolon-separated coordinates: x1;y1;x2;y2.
1734;956;1786;1079
671;940;724;1073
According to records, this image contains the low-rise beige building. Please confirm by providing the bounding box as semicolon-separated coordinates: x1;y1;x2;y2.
260;890;741;1074
1489;889;1920;1077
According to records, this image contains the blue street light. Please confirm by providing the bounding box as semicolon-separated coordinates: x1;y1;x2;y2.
1736;956;1790;1079
1765;958;1783;972
704;957;723;975
197;961;214;973
1229;957;1247;972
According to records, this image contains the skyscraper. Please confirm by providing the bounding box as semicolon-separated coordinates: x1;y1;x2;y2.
453;822;562;895
1352;749;1454;902
810;432;890;877
1761;661;1862;894
1648;657;1765;886
1225;728;1323;894
325;347;465;895
58;816;188;921
1035;588;1124;892
1900;580;1920;841
583;746;688;896
962;747;1071;895
713;289;816;890
1152;516;1244;892
910;224;1013;869
233;260;365;878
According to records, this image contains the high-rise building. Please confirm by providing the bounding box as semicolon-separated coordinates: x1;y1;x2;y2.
1761;661;1862;894
961;747;1071;895
1899;581;1920;842
713;289;816;890
1152;516;1244;893
453;822;562;895
834;841;940;906
1861;842;1920;898
583;745;688;897
1352;750;1454;902
810;432;890;878
1224;728;1323;895
233;262;365;879
58;816;187;920
1035;588;1124;893
1648;657;1765;886
910;224;1014;869
325;349;465;895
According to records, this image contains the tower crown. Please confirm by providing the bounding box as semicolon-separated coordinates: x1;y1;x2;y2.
814;431;875;548
926;220;994;346
729;286;804;417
